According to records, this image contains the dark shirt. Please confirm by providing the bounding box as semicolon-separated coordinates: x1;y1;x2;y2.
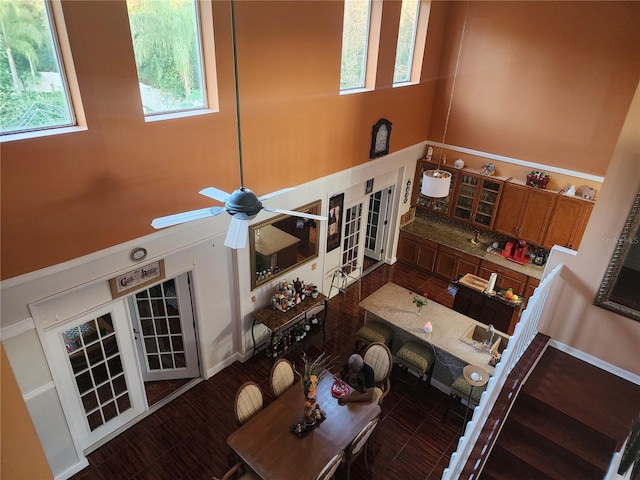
340;362;375;393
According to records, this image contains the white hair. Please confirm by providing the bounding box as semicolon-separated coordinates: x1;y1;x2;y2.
348;354;364;371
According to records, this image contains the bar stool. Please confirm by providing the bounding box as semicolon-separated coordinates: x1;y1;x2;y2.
355;320;393;352
394;340;435;387
442;365;488;425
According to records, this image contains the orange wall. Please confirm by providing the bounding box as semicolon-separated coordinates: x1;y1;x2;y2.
0;0;440;279
0;344;53;479
428;1;640;177
2;1;638;280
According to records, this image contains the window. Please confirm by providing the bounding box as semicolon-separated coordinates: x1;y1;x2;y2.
393;0;420;84
127;0;205;116
340;0;372;91
0;0;74;136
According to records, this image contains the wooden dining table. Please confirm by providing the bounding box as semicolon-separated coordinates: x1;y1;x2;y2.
227;370;381;480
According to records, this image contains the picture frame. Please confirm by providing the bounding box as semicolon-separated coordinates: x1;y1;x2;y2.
365;178;374;195
370;118;392;159
326;193;344;252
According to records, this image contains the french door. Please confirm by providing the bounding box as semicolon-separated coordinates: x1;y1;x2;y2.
45;302;146;450
364;187;392;262
342;202;364;274
128;274;199;382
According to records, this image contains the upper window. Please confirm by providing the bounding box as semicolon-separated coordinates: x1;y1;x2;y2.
0;0;74;136
340;0;372;91
127;0;206;116
393;0;420;84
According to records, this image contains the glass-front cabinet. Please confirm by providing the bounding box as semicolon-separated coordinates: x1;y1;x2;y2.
452;173;503;228
412;160;458;216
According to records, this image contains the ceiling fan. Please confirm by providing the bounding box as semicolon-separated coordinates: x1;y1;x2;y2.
151;0;326;249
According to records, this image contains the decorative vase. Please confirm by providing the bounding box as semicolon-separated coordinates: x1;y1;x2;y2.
416;306;423;315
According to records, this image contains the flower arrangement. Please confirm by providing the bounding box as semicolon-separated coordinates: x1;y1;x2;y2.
410;291;429;308
298;352;334;400
526;171;550;189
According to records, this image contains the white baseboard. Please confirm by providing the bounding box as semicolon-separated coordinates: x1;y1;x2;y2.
549;339;640;385
206;352;243;379
55;457;89;480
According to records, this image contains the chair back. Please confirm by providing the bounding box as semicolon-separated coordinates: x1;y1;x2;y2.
234;381;264;425
314;450;344;480
349;416;379;457
363;342;392;385
270;358;295;398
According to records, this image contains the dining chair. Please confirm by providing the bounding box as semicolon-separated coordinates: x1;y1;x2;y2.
314;450;345;480
269;358;295;398
362;341;393;406
234;381;264;426
343;415;380;480
213;460;259;480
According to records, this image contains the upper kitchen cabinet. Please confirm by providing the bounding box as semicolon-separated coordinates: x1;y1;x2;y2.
493;183;557;245
543;195;594;250
452;172;504;229
412;160;459;216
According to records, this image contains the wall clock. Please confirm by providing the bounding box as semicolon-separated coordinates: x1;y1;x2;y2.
370;118;392;159
130;247;147;262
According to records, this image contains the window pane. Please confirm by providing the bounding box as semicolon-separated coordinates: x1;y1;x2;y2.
393;0;420;84
127;0;205;115
340;0;371;91
0;0;74;135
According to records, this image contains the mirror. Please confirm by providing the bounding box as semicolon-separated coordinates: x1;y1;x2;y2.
250;200;321;290
594;191;640;321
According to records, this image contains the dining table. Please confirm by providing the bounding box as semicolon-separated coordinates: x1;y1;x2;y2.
227;370;381;480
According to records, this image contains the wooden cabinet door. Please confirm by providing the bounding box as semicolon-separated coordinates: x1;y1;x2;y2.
397;232;419;265
416;242;437;272
494;183;557;245
453;173;503;229
494;183;528;237
518;189;557;245
543;196;594;250
477;259;528;295
434;245;479;281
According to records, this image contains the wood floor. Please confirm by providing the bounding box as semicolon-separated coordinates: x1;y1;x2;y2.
71;263;462;480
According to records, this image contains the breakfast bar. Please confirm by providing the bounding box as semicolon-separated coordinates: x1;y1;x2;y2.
359;282;509;387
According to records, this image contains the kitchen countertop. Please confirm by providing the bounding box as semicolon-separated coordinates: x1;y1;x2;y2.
401;218;544;280
360;282;509;375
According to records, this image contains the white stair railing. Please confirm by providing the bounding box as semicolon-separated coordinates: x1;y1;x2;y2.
441;263;564;480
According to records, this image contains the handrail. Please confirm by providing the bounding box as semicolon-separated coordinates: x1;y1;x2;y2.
441;263;564;480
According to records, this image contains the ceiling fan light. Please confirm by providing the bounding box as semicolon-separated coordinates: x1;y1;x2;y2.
225;188;262;217
421;170;452;198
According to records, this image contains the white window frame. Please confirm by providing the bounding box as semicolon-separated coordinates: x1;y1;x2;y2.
393;0;431;87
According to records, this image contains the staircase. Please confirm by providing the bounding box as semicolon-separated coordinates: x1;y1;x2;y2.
480;347;640;480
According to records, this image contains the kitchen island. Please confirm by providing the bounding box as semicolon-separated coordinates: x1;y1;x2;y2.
359;282;509;388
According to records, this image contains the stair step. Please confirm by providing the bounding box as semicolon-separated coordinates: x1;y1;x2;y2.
481;444;554;480
494;418;607;480
510;392;617;472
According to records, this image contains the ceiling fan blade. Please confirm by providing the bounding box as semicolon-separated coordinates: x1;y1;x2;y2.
263;207;327;221
224;215;249;249
151;206;225;229
258;187;295;201
199;187;232;203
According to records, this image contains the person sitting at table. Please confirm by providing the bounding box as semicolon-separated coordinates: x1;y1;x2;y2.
337;353;374;404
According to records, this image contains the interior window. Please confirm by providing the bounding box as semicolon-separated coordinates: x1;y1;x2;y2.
340;0;372;91
393;0;420;84
0;0;75;136
126;0;206;116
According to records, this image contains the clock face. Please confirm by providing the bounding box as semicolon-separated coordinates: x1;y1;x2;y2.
375;125;388;152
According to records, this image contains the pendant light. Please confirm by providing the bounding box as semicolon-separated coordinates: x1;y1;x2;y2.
421;2;470;199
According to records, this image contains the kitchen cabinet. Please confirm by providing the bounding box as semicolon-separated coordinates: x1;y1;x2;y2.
477;259;528;295
453;283;521;335
434;244;480;281
412;159;459;216
452;173;503;229
523;277;540;308
397;231;438;272
543;196;594;250
493;183;557;245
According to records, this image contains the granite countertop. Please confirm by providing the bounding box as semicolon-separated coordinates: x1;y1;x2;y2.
401;218;544;280
360;282;508;375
